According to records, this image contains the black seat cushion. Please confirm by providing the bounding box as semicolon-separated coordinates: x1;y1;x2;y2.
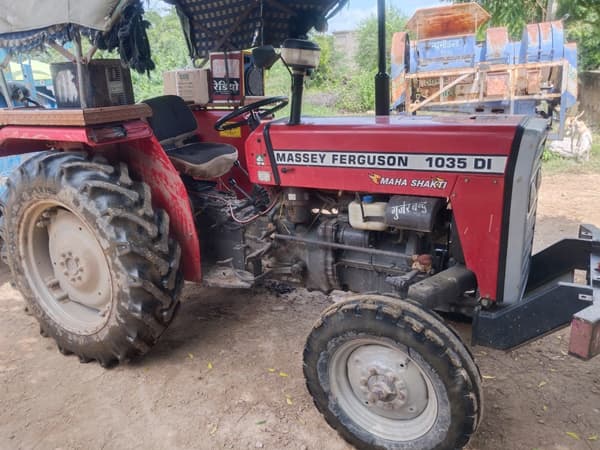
142;95;198;145
168;142;238;179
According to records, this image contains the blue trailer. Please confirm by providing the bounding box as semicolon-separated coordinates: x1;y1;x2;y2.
391;2;578;140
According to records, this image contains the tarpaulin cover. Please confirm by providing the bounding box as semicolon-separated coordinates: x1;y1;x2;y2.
165;0;347;59
0;0;120;34
0;0;120;52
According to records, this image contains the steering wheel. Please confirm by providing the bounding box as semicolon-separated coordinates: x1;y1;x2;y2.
214;96;289;131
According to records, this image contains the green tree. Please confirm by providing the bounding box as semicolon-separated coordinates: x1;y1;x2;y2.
331;6;406;112
449;0;547;38
310;33;336;85
356;7;408;74
130;8;190;100
559;0;600;69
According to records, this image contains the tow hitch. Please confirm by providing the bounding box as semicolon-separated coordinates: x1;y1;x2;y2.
473;224;600;359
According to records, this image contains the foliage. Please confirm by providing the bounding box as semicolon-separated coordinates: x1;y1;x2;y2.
355;7;407;74
129;9;190;100
310;34;336;86
559;0;600;70
449;0;547;38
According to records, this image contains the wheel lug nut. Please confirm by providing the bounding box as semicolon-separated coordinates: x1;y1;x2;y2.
359;377;368;386
369;368;377;376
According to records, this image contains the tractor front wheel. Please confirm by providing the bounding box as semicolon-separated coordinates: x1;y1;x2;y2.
303;295;482;450
2;151;182;366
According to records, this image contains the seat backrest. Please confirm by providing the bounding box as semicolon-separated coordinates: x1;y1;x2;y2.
142;95;198;147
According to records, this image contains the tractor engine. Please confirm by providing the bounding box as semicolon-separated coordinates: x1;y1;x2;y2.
193;183;461;304
271;188;450;295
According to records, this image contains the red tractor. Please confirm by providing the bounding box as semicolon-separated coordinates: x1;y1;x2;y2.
0;1;598;449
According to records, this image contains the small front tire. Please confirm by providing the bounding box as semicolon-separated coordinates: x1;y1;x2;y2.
303;295;482;450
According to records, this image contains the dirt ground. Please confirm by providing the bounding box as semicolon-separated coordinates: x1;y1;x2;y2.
1;172;599;450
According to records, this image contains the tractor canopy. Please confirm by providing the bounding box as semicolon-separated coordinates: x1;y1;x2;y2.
0;0;121;52
0;0;347;58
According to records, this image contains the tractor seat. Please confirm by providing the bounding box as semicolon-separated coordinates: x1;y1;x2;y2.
142;95;238;178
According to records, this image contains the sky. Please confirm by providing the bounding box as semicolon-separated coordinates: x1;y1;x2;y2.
328;0;441;32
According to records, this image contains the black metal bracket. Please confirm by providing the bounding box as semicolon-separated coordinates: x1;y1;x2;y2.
472;224;600;350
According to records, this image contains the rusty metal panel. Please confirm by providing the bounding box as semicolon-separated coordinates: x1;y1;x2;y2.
406;3;490;40
486;72;509;97
485;27;510;64
526;69;542;94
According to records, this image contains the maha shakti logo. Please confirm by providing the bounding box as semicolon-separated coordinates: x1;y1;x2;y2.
368;173;448;189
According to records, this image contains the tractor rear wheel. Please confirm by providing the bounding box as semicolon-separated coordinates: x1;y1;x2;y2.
303;295;482;450
2;151;182;366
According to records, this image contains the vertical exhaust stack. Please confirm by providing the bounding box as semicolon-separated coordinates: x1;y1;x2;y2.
375;0;390;116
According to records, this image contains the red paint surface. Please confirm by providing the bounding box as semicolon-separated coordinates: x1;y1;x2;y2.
246;115;522;301
193;109;254;194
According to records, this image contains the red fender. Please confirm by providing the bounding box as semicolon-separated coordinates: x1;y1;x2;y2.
0;120;201;282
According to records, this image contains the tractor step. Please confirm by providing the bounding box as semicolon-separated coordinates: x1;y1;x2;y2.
202;266;254;289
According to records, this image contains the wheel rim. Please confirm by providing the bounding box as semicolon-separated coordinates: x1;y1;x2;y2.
19;201;113;335
329;338;438;442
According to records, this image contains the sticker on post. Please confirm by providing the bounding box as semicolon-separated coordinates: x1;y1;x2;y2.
219;124;242;138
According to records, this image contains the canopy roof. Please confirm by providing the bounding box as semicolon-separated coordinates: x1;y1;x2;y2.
166;0;347;59
0;0;121;53
0;0;347;58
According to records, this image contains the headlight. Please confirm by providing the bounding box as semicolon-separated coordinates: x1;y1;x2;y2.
281;39;321;70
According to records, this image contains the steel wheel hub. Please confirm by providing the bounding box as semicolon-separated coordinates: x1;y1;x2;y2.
20;203;113;335
48;211;111;310
329;338;438;442
348;345;428;420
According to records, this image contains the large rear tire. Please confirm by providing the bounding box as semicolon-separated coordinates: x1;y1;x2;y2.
303;295;482;450
1;151;183;366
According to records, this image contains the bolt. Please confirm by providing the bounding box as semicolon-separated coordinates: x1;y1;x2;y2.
367;393;377;403
77;276;82;281
63;271;69;276
74;257;80;263
68;252;72;256
60;261;65;267
369;368;377;376
480;298;492;308
359;377;368;386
